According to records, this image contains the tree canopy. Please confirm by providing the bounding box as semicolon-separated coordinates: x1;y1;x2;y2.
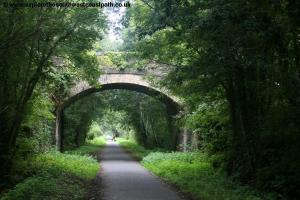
120;0;300;197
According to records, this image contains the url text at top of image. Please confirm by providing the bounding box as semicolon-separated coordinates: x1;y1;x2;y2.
2;1;131;8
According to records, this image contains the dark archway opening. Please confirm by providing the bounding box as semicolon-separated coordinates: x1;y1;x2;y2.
56;84;181;151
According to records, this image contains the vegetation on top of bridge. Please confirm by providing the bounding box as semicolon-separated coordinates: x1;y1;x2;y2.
97;51;169;78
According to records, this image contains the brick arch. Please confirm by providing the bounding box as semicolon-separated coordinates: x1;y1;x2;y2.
55;73;182;151
63;82;180;115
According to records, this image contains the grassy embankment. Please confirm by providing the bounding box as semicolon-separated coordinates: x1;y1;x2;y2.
1;137;105;200
117;138;276;200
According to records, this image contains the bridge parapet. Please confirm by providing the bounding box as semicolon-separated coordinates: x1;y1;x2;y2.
101;67;145;75
101;63;167;77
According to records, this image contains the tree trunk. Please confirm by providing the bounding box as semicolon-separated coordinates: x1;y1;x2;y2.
225;64;257;181
75;129;81;148
55;107;64;152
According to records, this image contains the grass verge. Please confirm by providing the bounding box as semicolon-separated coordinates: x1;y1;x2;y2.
66;137;106;155
1;137;105;200
117;138;150;160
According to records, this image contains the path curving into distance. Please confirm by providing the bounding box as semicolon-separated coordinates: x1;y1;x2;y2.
100;141;186;200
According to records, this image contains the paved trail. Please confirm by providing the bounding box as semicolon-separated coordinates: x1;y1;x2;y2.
100;141;185;200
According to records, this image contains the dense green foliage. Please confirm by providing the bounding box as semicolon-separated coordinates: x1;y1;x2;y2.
1;176;85;200
0;0;106;185
66;137;106;155
33;152;99;180
117;138;151;160
121;0;300;198
143;152;276;200
63;90;177;151
63;95;105;149
1;151;100;200
97;51;147;71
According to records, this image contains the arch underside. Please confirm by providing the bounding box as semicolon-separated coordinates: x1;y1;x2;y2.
63;82;180;116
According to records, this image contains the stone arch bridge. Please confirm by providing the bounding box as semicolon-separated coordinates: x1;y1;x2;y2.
55;68;187;151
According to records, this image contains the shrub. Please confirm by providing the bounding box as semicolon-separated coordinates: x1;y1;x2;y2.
1;150;100;200
32;151;99;180
143;152;277;200
67;137;106;155
117;138;150;160
1;175;85;200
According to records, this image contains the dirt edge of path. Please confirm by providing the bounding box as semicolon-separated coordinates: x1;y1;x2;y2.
86;148;105;200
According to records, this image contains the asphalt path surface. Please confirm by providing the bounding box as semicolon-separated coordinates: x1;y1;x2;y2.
100;141;185;200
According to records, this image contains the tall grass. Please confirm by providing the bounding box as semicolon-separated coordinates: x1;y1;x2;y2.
1;175;85;200
66;137;106;155
117;138;150;160
33;151;99;180
1;138;105;200
143;152;277;200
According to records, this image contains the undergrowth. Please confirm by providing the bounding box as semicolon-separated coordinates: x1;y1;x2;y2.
117;138;150;160
1;137;104;200
66;137;106;155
